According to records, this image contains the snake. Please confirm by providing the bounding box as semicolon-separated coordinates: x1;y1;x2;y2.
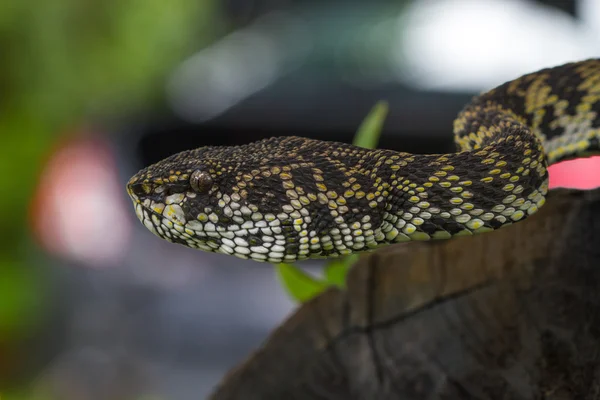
127;59;600;263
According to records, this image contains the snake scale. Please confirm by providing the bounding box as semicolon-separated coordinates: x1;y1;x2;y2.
127;59;600;263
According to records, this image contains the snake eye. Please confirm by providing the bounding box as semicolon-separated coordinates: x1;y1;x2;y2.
190;170;213;193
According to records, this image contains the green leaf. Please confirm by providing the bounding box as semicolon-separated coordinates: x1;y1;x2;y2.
323;254;358;288
275;263;329;303
353;100;389;149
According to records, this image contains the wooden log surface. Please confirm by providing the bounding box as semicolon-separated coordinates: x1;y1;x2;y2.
210;188;600;399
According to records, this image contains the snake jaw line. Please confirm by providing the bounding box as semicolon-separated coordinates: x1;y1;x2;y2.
127;59;600;262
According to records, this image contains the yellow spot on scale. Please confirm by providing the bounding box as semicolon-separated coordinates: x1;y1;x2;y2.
152;204;166;214
527;204;539;215
197;213;208;222
466;219;484;230
461;203;474;210
403;224;416;235
510;210;525;221
412;217;424;226
283;180;295;189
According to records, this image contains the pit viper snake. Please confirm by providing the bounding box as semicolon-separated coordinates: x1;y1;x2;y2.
127;59;600;263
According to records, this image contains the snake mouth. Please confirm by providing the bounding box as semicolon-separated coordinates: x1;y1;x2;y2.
129;195;299;262
130;197;187;236
131;198;359;262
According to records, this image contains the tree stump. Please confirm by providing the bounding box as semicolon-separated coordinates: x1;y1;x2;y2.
210;188;600;399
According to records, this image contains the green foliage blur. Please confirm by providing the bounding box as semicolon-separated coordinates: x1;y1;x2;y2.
0;0;218;394
275;101;389;303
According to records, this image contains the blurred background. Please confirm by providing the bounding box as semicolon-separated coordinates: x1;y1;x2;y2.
1;0;600;399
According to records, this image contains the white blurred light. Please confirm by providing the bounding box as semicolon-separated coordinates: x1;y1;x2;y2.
168;12;312;122
579;0;600;38
395;0;600;91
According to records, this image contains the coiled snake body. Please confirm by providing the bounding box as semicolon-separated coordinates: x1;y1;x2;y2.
127;59;600;263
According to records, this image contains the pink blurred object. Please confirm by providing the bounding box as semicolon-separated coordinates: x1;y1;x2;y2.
548;156;600;190
30;132;132;267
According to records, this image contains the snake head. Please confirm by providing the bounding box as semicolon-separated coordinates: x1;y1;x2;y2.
126;137;377;263
127;147;217;234
126;144;255;255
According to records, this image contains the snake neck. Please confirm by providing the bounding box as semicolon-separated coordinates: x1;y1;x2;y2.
371;128;548;244
455;59;600;166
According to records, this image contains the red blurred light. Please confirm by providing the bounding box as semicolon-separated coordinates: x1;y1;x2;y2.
548;156;600;190
29;133;131;267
